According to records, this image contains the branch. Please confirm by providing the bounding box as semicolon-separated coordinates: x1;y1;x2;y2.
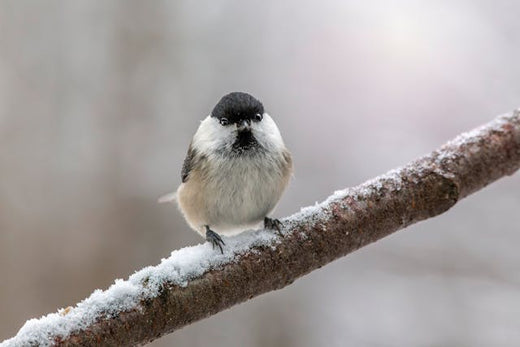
3;110;520;347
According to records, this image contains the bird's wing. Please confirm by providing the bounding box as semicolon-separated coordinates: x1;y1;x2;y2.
181;144;196;183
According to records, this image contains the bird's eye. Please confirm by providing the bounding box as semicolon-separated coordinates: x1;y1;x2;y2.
219;118;229;126
254;113;263;122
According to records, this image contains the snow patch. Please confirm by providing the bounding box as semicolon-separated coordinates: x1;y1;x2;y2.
1;229;279;347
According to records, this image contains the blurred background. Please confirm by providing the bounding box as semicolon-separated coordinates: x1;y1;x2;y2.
1;1;519;346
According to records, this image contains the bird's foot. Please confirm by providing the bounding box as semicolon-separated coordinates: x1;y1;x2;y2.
205;226;225;254
264;217;283;237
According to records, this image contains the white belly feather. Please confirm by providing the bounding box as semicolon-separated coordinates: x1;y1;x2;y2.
177;152;290;236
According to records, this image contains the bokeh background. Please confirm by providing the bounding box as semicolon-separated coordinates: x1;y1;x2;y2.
1;1;519;346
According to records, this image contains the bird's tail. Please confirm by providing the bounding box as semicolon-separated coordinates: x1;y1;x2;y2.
158;191;177;204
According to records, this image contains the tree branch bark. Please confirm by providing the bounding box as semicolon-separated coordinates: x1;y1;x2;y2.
4;110;520;347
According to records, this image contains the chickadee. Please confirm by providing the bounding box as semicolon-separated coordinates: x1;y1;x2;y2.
159;92;293;253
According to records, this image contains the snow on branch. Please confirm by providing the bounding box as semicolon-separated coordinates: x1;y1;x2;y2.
2;110;520;347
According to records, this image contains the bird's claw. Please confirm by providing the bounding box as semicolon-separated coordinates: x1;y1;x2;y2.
264;217;284;237
205;226;225;254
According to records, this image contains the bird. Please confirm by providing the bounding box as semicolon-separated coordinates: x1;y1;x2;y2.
159;92;293;253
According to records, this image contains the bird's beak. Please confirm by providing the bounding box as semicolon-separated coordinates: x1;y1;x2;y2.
237;119;251;130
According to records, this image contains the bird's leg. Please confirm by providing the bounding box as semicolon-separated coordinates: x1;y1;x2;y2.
264;217;283;237
205;226;225;254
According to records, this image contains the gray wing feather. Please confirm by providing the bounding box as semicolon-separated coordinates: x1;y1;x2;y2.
181;145;196;183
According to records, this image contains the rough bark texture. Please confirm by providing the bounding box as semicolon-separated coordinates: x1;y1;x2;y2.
8;110;520;346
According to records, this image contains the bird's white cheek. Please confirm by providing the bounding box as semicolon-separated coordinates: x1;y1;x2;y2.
252;114;285;150
192;116;235;156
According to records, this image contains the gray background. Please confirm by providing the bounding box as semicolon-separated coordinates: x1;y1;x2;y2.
1;1;519;346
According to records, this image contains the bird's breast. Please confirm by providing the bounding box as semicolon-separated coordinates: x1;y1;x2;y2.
201;152;287;231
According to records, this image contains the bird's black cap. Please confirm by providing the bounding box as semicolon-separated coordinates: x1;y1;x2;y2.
211;92;264;124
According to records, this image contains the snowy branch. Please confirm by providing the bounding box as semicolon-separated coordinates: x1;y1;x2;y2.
3;110;520;347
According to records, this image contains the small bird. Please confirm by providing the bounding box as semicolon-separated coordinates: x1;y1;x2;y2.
159;92;293;253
